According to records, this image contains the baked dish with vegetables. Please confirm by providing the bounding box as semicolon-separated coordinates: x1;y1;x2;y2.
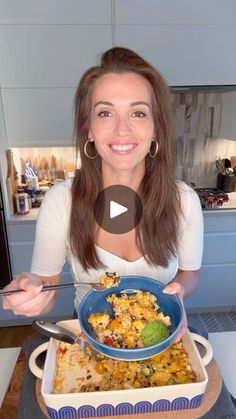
99;271;120;288
53;337;197;393
88;290;171;349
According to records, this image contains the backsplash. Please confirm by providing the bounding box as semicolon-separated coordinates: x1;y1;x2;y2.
171;91;236;187
11;91;236;190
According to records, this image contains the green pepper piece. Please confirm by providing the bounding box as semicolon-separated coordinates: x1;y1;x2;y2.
141;363;154;377
166;377;175;385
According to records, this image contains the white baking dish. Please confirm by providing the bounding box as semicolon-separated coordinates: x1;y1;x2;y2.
29;319;213;418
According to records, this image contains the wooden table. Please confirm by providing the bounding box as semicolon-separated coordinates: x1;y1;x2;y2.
0;337;222;419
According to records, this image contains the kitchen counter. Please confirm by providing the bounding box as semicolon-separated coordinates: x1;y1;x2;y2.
221;191;236;208
203;192;236;212
7;192;236;223
8;208;39;223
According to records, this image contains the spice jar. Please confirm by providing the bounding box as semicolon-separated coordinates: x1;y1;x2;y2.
25;186;36;209
15;193;30;215
35;190;44;206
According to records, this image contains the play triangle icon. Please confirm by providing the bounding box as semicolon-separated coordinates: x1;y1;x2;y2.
110;200;128;219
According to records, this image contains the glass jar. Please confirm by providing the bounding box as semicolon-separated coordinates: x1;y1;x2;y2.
15;193;30;215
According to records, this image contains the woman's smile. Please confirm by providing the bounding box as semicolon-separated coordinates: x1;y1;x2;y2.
109;142;138;154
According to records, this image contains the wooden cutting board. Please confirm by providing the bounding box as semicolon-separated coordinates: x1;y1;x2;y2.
6;149;19;214
230;156;236;192
230;155;236;169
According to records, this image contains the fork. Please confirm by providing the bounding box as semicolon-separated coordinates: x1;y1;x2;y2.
0;281;111;297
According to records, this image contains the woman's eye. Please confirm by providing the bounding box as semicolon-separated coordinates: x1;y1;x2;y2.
132;111;146;118
97;110;112;118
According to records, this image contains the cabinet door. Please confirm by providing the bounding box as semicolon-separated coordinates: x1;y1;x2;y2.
2;88;75;147
9;242;33;275
0;25;112;87
0;0;111;24
185;265;236;309
115;25;236;85
185;212;236;310
114;0;236;24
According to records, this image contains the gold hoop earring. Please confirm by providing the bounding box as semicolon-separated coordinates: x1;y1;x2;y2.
148;141;159;158
84;139;99;159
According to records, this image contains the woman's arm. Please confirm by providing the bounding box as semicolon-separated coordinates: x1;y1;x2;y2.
163;268;200;299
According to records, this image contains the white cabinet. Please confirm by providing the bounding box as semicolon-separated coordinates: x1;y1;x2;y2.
0;1;112;147
0;0;111;24
114;0;236;24
1;0;236;146
8;222;36;275
185;210;236;311
115;25;236;85
114;0;236;85
2;88;75;147
0;25;112;87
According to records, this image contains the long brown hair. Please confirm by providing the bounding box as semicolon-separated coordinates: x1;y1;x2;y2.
70;47;181;270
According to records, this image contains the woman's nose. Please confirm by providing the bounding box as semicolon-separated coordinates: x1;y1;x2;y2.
115;116;132;136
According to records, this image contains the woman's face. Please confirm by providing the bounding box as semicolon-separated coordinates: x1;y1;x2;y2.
88;72;155;173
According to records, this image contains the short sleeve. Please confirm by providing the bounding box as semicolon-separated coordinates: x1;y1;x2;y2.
31;181;71;276
177;182;203;270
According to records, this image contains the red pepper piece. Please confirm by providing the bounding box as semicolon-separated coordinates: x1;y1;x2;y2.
104;337;115;346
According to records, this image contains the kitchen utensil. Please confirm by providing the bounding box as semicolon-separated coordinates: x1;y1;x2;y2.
215;158;226;174
0;279;120;297
78;275;183;361
32;320;99;360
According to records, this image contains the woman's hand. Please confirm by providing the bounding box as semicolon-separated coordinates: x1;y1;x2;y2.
163;281;187;341
2;272;56;316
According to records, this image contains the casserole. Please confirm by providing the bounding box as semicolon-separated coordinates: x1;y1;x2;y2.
29;320;213;418
78;275;183;360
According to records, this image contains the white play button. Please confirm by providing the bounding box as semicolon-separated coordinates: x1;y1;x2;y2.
110;200;128;219
93;185;143;234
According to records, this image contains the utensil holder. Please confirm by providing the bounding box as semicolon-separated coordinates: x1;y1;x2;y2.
217;174;235;193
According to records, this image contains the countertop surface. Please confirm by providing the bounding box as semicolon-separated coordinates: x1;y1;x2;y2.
203;191;236;212
8;192;236;223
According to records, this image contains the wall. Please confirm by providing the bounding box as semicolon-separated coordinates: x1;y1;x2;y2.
9;90;236;190
172;90;236;187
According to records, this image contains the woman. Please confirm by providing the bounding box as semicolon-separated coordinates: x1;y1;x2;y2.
2;47;203;325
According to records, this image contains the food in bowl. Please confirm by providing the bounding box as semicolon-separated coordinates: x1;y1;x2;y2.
78;275;183;360
53;333;197;394
99;271;120;288
88;290;171;349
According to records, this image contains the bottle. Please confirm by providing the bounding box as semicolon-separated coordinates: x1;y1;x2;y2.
30;176;40;191
25;186;36;208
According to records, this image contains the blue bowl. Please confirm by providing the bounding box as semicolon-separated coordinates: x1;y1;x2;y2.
77;275;183;361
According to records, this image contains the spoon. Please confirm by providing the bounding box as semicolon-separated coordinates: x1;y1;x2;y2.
32;320;99;360
0;273;120;296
